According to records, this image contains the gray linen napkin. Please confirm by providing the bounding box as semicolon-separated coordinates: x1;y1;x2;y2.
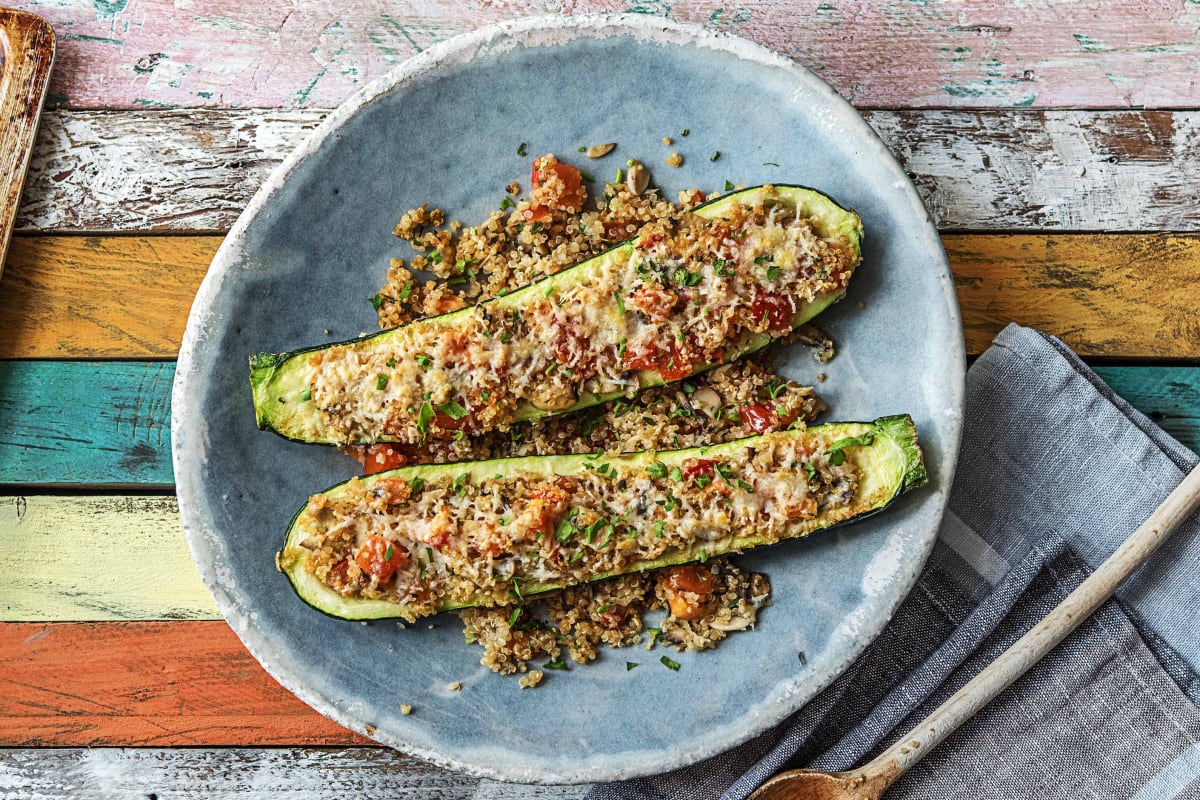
589;324;1200;800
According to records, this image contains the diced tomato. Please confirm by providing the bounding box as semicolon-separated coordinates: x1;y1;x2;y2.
355;535;407;582
750;289;797;332
680;189;707;208
739;402;779;434
635;231;664;250
665;564;715;595
682;459;717;481
629;285;678;319
662;565;715;620
622;341;693;381
362;444;409;475
525;204;552;224
551;324;594;374
434;411;470;432
531;158;586;211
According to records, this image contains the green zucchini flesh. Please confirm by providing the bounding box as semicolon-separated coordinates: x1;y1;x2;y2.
279;414;925;621
251;184;863;445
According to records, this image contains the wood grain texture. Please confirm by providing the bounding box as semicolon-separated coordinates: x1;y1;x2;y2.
16;109;1200;233
0;7;54;277
0;361;174;486
947;234;1200;360
0;495;213;620
0;620;364;746
0;235;209;358
5;233;1200;360
11;0;1200;110
0;748;588;800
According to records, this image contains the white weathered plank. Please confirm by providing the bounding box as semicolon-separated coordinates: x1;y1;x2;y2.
0;495;217;621
0;747;590;800
16;109;1200;233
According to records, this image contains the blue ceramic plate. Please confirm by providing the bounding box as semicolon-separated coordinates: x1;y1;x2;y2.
173;15;963;784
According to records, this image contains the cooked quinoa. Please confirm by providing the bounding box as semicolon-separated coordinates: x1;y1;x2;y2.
318;154;849;677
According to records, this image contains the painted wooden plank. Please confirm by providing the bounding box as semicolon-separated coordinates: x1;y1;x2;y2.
0;361;174;486
15;109;1200;233
0;748;588;800
0;621;363;745
1;365;1197;621
0;495;214;621
945;234;1200;361
5;233;1200;361
0;235;209;358
12;0;1200;110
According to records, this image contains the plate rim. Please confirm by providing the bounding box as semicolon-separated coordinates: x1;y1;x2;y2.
172;12;965;784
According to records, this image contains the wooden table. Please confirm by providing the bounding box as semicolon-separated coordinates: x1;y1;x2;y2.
2;2;1199;796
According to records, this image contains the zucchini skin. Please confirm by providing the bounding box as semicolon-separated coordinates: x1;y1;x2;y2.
279;414;926;622
250;184;863;445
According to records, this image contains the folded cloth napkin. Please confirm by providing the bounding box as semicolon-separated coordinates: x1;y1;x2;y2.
589;324;1200;800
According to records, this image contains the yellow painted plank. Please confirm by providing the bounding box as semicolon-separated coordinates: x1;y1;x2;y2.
4;233;1200;359
0;495;217;621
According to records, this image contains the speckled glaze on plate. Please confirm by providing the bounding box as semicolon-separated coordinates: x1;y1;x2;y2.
172;15;964;784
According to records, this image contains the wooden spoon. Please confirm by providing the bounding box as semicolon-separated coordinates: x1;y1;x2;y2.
750;463;1200;800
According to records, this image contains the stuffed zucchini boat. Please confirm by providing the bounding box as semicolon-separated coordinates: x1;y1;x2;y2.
251;184;863;445
278;414;925;622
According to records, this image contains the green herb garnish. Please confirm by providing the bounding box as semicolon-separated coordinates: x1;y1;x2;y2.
437;400;468;420
376;374;389;390
517;142;527;156
661;656;681;671
647;462;668;479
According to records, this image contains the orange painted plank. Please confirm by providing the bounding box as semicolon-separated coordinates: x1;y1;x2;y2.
0;235;209;359
3;233;1199;360
0;621;365;746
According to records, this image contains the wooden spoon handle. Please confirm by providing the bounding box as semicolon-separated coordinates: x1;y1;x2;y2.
863;462;1200;789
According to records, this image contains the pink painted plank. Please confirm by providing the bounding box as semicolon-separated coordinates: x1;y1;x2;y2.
15;0;1200;110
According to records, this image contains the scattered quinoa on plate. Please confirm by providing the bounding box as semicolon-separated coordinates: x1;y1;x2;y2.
341;153;844;678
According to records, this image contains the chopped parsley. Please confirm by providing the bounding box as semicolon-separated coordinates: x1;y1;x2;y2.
660;655;681;671
766;264;782;281
614;291;626;315
765;378;787;399
370;293;388;311
384;544;394;560
376;374;389;390
827;432;876;466
545;658;569;671
499;196;515;211
517;142;527;156
416;401;434;438
655;520;665;538
299;387;312;402
580;170;595;183
508;607;521;627
386;357;398;368
436;400;468;420
669;465;684;482
681;128;690;137
710;150;721;162
626;661;639;671
416;353;433;369
398;283;413;302
724;179;734;191
647;461;668;479
408;476;425;493
673;268;702;287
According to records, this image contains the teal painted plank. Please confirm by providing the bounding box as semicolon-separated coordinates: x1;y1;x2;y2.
0;361;173;486
1094;366;1200;457
0;362;1195;487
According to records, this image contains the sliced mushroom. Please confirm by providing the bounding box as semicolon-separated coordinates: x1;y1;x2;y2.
586;142;616;158
527;386;578;412
690;385;723;418
710;616;753;632
626;159;650;195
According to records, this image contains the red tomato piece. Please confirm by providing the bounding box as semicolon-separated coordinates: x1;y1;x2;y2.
530;158;586;211
750;289;797;332
739;402;779;434
362;444;409;475
622;342;694;382
665;564;716;595
682;459;717;481
355;535;407;582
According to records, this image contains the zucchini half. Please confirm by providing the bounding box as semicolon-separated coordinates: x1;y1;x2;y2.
251;184;863;445
279;414;925;621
